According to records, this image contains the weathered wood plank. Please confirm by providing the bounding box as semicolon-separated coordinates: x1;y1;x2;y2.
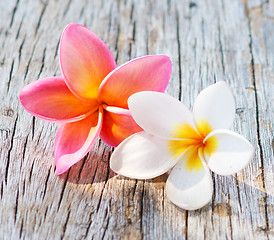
0;0;273;239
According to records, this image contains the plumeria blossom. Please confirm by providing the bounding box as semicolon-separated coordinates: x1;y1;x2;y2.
19;23;172;175
110;82;254;210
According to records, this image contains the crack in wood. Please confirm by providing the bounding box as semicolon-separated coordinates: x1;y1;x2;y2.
63;0;72;17
84;209;94;238
203;227;207;239
9;0;20;28
139;182;144;239
76;156;87;182
34;0;49;37
37;47;46;79
16;14;24;40
213;73;217;84
14;189;19;223
19;219;24;238
18;35;26;64
60;209;71;240
201;18;205;50
130;2;134;22
0;182;3;199
211;173;216;227
0;54;6;66
101;204;110;239
162;12;166;36
115;23;120;62
128;20;136;60
43;206;49;221
57;170;70;211
107;3;113;34
32;116;36;140
54;38;60;60
176;9;182;101
194;38;197;64
20;135;28;170
217;18;225;74
22;180;25;196
79;2;85;19
95;156;111;213
42;167;51;200
5;114;18;184
24;40;38;80
227;191;234;239
7;58;14;93
145;27;149;55
185;210;188;240
29;160;35;182
234;174;242;210
162;184;165;236
247;8;270;236
90;160;99;185
129;180;136;202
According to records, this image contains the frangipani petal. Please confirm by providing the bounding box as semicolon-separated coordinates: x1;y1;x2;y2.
203;129;254;176
166;148;213;210
19;77;96;122
54;110;103;175
128;91;196;139
193;81;235;136
110;131;179;179
98;55;171;108
60;23;116;100
100;109;142;147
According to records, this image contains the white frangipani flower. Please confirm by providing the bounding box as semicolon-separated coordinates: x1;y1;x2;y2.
110;81;255;210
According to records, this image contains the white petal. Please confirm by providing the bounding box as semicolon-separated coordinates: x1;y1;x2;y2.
193;81;235;134
110;131;180;179
166;148;213;210
128;91;196;139
203;129;255;176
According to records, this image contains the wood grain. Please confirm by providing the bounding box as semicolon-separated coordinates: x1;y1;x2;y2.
0;0;273;239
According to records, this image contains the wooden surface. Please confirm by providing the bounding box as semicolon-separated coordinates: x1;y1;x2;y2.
0;0;273;239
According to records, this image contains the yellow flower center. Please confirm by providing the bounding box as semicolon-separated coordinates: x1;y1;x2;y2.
168;120;218;171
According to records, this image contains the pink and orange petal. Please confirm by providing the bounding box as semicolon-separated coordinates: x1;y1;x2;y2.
55;110;103;175
100;110;143;147
60;23;116;100
19;77;96;122
98;55;171;109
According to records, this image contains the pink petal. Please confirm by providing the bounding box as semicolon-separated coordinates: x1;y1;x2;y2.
54;110;103;175
60;23;116;100
98;55;171;109
19;77;96;122
100;109;143;147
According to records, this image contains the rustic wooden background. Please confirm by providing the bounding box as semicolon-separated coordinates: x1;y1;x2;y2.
0;0;273;239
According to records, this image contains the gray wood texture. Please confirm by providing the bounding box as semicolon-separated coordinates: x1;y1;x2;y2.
0;0;273;239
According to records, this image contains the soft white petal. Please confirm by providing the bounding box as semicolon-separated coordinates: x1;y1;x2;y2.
203;129;255;176
193;81;235;134
166;148;213;210
128;91;196;139
110;131;180;179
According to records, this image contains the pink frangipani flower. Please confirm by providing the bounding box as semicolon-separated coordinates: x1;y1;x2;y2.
19;23;171;175
110;82;254;210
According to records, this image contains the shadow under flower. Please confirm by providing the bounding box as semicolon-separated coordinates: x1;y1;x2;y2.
58;140;116;184
53;142;273;238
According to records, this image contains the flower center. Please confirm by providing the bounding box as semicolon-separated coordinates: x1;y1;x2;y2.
168;120;218;171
